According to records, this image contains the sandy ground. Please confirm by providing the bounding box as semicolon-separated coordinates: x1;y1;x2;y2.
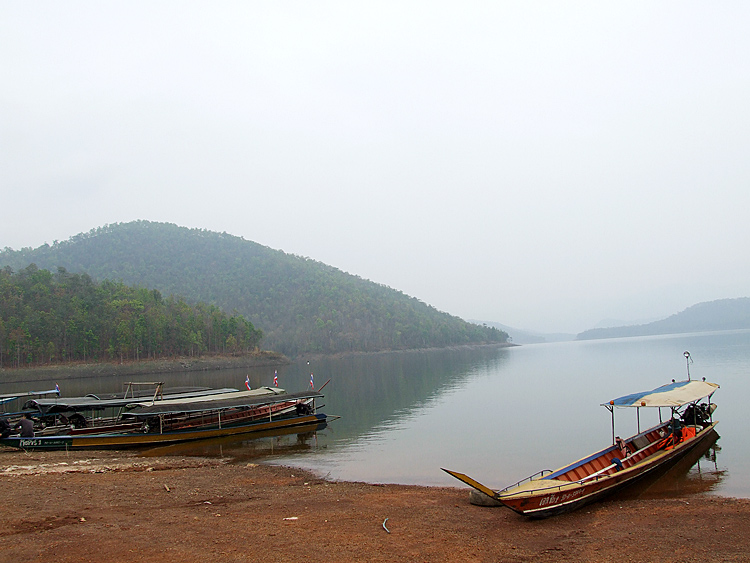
0;450;748;563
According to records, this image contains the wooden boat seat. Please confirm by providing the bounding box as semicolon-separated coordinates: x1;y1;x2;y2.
631;434;651;450
551;428;668;482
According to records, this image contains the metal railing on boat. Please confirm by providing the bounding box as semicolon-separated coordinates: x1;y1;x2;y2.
497;426;709;498
498;469;553;493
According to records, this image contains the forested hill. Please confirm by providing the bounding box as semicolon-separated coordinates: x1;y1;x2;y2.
0;221;507;356
576;297;750;340
0;266;262;368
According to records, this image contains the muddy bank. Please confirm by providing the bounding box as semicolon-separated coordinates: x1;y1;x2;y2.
0;449;748;563
0;351;289;384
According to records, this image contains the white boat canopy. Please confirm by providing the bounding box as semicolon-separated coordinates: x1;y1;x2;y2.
605;379;719;408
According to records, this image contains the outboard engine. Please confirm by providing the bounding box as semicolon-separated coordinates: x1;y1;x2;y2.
681;403;713;427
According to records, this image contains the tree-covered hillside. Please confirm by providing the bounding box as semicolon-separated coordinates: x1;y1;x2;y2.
576;297;750;340
0;264;262;368
1;221;507;356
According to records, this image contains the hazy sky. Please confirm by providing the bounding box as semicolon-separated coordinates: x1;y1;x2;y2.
2;2;749;334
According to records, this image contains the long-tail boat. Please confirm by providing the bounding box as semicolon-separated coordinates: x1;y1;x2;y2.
0;385;328;450
17;383;241;429
443;373;719;518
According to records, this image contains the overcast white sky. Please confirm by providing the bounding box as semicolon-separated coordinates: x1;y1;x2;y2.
2;2;749;333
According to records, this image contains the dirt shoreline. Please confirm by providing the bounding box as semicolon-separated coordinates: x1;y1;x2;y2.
1;449;748;563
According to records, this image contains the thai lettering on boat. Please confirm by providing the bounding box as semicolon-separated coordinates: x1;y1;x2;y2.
539;494;559;507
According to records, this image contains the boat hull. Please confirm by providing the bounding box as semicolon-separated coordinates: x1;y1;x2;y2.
0;413;327;451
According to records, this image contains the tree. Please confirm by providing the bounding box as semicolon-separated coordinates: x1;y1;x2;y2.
0;265;265;368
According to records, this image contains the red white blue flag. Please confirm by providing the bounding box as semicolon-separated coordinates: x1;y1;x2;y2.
310;372;314;390
245;375;251;390
273;370;278;387
55;383;60;395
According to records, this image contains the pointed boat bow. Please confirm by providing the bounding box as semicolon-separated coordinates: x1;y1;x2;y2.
441;468;500;500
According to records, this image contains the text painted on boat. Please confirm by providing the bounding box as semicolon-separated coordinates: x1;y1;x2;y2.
17;439;70;447
538;489;584;507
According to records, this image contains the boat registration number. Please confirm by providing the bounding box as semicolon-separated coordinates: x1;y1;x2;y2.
538;489;583;507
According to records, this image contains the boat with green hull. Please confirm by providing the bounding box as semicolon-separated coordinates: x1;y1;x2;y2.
2;412;327;450
1;385;329;450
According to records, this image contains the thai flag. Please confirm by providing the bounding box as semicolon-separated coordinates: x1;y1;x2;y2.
55;383;60;395
310;372;314;390
245;375;251;390
273;370;278;387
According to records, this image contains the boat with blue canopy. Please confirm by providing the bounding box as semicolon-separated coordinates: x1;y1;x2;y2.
443;353;720;517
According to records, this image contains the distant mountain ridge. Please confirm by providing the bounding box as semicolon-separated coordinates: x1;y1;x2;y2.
0;221;507;356
470;320;574;344
576;298;750;340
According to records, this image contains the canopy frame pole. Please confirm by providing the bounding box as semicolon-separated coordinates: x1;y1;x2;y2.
606;404;615;445
637;406;641;434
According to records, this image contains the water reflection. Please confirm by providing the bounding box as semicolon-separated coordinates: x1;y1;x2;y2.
139;421;327;459
613;435;726;500
2;332;748;499
272;333;746;498
279;346;512;442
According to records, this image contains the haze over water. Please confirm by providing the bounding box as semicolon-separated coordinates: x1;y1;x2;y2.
14;329;745;499
270;330;748;498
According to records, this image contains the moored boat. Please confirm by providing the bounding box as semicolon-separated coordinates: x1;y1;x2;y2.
22;383;242;418
443;367;720;518
14;383;291;431
1;385;330;450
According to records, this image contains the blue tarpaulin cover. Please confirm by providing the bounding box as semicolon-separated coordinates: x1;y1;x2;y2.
606;380;719;408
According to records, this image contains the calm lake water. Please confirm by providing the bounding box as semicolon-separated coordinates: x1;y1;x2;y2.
4;330;748;498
